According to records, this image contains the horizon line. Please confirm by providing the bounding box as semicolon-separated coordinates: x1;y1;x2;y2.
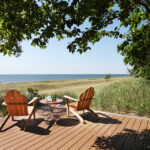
0;73;129;75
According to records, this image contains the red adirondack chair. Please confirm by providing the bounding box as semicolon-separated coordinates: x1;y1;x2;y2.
64;87;99;124
0;90;38;131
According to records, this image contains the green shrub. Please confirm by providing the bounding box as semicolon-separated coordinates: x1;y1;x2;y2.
0;98;7;116
25;88;44;107
104;74;111;82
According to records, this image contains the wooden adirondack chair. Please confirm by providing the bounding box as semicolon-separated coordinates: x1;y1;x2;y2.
0;90;38;131
64;87;99;124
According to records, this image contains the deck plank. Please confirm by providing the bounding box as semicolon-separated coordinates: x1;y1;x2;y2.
11;123;62;150
36;124;84;150
0;106;150;150
45;122;94;150
0;122;49;149
133;119;148;150
122;118;142;150
26;124;78;150
89;116;124;150
110;117;136;150
80;115;118;150
51;122;94;150
143;120;150;150
65;115;112;150
80;117;125;150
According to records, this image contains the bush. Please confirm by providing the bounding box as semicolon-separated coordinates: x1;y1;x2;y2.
104;74;111;82
0;98;7;116
25;88;44;107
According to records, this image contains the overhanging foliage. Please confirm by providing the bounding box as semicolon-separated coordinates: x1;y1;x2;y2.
0;0;150;78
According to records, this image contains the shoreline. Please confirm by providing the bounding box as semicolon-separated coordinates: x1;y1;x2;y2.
0;76;128;97
0;74;129;85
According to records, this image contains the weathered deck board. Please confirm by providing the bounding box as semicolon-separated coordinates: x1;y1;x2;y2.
122;118;142;150
143;120;150;150
133;119;148;150
0;105;150;150
80;116;128;150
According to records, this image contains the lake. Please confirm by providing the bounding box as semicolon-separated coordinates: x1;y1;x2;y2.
0;74;129;83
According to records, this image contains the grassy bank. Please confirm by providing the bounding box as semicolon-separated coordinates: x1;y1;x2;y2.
0;77;123;97
0;77;125;116
0;77;150;117
92;78;150;117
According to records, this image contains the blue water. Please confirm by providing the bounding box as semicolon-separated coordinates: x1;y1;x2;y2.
0;74;129;83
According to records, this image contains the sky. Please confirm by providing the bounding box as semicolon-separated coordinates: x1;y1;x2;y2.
0;36;128;74
0;19;129;74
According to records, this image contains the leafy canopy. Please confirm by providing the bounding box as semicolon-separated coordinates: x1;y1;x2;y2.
0;0;150;78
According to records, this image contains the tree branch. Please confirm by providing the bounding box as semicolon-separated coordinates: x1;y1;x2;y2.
134;0;150;17
118;4;134;19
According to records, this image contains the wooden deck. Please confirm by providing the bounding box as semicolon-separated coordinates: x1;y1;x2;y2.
0;105;150;150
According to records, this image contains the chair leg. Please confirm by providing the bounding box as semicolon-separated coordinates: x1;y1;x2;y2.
87;108;99;118
33;109;35;120
24;110;34;131
12;116;14;121
65;104;69;117
69;107;85;124
0;115;10;132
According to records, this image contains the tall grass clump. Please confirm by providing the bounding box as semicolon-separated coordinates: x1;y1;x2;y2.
24;88;44;107
92;77;150;116
0;98;7;116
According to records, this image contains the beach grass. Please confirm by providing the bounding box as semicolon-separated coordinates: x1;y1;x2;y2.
0;77;124;116
0;76;150;117
0;77;123;97
92;78;150;117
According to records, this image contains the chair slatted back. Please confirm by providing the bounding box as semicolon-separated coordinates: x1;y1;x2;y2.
4;90;28;116
77;87;94;110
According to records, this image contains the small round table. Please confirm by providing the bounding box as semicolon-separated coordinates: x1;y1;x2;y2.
40;99;63;121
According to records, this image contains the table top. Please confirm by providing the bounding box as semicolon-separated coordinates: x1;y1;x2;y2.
40;98;63;105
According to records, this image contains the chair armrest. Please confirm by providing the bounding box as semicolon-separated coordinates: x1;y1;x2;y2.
2;102;6;106
64;95;78;102
28;97;38;105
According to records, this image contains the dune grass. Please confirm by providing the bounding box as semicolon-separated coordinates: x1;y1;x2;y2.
92;78;150;117
0;77;122;97
0;77;124;116
0;77;150;117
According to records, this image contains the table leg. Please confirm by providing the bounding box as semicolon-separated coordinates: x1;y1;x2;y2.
47;104;56;121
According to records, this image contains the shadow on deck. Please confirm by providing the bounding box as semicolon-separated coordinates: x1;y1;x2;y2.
0;105;150;150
